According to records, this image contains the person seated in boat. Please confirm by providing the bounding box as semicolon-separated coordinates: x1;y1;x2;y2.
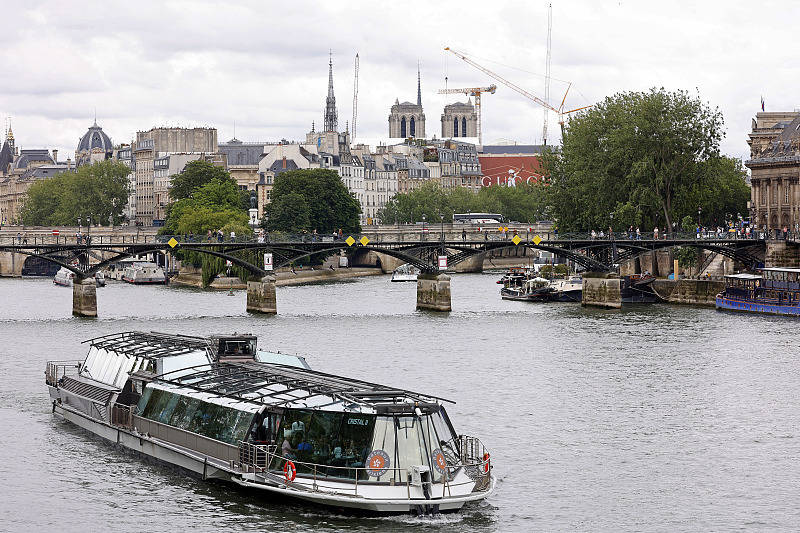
281;430;296;460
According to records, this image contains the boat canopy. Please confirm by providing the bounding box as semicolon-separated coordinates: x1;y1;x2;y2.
151;361;451;414
79;332;213;389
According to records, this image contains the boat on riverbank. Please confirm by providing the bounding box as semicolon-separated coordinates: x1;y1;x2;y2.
45;332;494;514
716;267;800;316
121;262;166;284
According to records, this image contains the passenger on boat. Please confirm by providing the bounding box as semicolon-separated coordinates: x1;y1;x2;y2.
282;430;296;459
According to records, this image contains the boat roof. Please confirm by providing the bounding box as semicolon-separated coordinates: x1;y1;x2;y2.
83;331;211;360
151;360;452;413
724;273;762;279
761;267;800;273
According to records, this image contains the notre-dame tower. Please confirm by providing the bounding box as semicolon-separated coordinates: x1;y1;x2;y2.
388;67;426;139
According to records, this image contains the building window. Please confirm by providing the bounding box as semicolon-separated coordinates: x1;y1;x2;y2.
786;184;790;204
462;117;467;137
453;118;459;137
400;117;407;138
410;116;416;137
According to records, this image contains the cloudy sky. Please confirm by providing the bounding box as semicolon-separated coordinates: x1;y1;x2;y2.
0;0;796;162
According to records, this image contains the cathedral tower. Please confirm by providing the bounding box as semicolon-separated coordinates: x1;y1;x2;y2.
323;54;338;132
388;65;426;138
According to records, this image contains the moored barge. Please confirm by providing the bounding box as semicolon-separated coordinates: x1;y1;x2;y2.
716;267;800;316
46;332;494;514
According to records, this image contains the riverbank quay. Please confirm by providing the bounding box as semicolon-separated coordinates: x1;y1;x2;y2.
170;265;384;288
652;279;725;307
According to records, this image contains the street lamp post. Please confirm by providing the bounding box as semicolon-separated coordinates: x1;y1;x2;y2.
697;207;702;228
422;214;426;241
440;214;445;242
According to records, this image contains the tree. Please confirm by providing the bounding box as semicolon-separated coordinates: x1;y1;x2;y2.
20;160;129;225
264;169;361;233
543;88;749;232
169;160;234;201
163;177;250;236
267;192;311;232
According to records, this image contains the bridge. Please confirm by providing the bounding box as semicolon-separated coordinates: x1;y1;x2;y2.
0;231;770;317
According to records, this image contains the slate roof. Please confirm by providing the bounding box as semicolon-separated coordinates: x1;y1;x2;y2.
15;149;54;169
219;139;265;166
77;122;113;153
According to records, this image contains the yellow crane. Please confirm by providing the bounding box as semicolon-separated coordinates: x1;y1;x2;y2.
444;47;591;142
437;84;496;146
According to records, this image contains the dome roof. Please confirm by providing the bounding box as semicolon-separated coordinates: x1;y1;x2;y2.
77;121;113;153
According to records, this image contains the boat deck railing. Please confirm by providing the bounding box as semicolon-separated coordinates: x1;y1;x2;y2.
236;437;491;499
45;360;80;387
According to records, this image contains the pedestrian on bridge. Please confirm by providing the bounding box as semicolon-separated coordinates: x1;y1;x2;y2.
636;227;641;240
462;228;467;242
653;227;659;240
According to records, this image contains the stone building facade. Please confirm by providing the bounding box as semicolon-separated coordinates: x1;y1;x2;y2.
746;111;800;235
441;100;477;138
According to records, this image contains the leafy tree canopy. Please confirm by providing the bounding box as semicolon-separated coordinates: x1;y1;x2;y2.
263;169;361;233
163;177;250;236
20;160;129;226
378;181;547;224
541;87;749;233
169;160;234;201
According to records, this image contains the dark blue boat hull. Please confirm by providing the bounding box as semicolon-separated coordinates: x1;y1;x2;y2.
716;295;800;316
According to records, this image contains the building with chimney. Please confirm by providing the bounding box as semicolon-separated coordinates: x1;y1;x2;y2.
746;111;800;236
388;67;426;139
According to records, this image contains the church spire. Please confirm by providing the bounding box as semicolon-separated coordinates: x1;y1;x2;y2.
324;51;338;132
417;62;422;107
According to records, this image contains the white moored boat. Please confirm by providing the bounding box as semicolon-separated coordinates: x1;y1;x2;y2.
46;332;494;514
121;262;166;284
391;264;420;282
53;267;106;287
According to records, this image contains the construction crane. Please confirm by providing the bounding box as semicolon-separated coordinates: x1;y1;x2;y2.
352;53;359;139
543;2;552;145
437;84;496;146
444;46;591;141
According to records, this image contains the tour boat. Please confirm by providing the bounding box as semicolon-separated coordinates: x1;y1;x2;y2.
391;264;420;282
121;262;167;284
45;332;494;514
716;267;800;316
53;267;105;287
501;276;549;301
542;276;583;302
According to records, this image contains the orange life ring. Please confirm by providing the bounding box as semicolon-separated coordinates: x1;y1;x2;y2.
482;452;490;474
283;460;297;482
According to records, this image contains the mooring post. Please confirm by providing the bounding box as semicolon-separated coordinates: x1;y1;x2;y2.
246;275;277;314
72;276;98;317
416;273;451;312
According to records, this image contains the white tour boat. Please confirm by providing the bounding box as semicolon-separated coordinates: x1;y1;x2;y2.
391;264;420;282
46;332;494;514
53;267;105;287
121;262;167;284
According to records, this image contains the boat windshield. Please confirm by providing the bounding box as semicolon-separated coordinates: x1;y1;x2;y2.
272;406;458;483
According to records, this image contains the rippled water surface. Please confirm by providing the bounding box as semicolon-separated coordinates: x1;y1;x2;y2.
1;274;799;532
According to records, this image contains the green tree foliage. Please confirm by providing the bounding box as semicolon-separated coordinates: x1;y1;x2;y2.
169;160;233;201
20;160;129;225
264;169;361;233
164;177;250;236
378;181;547;224
542;88;750;232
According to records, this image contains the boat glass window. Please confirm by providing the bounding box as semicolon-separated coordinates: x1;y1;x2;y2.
275;409;376;480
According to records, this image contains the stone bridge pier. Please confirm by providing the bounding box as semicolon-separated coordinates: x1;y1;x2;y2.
73;277;97;317
416;273;451;312
246;275;277;314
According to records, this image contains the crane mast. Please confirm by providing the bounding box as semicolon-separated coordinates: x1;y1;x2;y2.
444;47;591;142
543;3;552;145
352;53;359;140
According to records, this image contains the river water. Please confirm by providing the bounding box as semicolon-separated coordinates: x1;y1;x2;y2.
1;274;799;532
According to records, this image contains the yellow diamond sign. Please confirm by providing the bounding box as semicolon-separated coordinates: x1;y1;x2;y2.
360;236;370;246
512;235;521;245
345;236;355;246
532;235;542;245
168;237;179;248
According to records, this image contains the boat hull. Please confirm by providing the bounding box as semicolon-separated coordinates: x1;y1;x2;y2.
51;402;489;514
716;295;800;316
121;277;167;284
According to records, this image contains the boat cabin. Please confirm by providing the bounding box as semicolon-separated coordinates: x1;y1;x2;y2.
137;361;460;484
760;267;800;291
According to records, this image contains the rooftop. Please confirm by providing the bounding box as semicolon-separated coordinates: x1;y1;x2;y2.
153;360;450;412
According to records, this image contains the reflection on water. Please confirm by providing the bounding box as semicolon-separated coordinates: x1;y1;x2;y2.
1;274;799;532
